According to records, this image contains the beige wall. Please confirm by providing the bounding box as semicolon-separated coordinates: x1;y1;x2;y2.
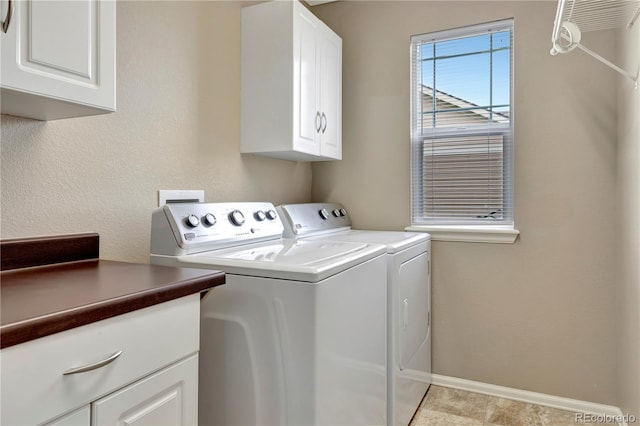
312;1;619;404
0;1;312;263
0;0;630;410
616;20;640;419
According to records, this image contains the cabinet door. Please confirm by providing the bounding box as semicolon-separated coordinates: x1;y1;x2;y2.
318;28;342;160
292;4;320;156
92;355;198;426
0;0;115;119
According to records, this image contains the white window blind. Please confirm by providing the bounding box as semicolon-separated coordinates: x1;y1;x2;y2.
410;20;514;227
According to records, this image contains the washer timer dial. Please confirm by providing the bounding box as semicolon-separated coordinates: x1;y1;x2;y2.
229;210;246;226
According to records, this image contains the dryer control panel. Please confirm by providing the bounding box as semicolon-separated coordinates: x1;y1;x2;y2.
277;203;352;238
151;202;284;255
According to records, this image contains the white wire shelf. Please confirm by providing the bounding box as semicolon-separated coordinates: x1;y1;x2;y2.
550;0;640;86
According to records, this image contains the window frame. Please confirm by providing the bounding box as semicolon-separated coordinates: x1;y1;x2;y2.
408;19;519;244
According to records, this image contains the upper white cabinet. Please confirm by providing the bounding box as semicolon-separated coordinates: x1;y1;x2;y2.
0;0;116;120
241;0;342;162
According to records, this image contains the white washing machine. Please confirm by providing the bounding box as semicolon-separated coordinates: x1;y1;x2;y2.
277;203;431;426
150;202;388;426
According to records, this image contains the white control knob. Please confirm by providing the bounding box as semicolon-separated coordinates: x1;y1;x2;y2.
319;208;329;220
339;208;347;217
186;214;200;228
229;210;245;226
254;210;266;221
203;213;217;226
332;209;340;217
266;209;278;220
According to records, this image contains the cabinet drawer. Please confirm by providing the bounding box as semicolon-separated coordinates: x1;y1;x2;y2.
1;294;200;426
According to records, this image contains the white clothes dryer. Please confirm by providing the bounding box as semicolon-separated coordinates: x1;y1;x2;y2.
277;203;431;426
150;202;388;426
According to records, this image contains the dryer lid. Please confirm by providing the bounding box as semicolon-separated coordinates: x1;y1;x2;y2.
305;230;430;253
176;239;386;282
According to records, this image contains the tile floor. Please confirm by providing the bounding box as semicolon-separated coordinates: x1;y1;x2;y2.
410;385;619;426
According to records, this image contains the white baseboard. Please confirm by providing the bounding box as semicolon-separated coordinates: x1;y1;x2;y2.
431;374;629;426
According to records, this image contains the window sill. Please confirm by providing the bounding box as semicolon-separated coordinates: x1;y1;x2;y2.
404;225;520;244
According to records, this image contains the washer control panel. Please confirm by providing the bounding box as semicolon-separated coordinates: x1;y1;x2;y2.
151;202;283;255
277;203;352;238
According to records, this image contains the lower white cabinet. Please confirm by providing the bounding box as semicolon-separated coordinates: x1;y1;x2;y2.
1;295;201;426
92;355;198;426
45;355;198;426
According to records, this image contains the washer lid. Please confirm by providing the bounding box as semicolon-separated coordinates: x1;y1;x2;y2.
175;238;386;282
305;230;430;254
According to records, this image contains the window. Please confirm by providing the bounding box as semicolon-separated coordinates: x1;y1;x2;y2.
410;20;515;238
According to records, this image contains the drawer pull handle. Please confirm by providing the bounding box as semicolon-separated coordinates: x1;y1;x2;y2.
63;350;123;376
2;0;13;34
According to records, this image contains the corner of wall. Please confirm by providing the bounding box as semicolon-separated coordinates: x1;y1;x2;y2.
615;17;640;420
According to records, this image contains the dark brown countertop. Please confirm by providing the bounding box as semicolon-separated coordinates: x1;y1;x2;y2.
1;234;225;349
